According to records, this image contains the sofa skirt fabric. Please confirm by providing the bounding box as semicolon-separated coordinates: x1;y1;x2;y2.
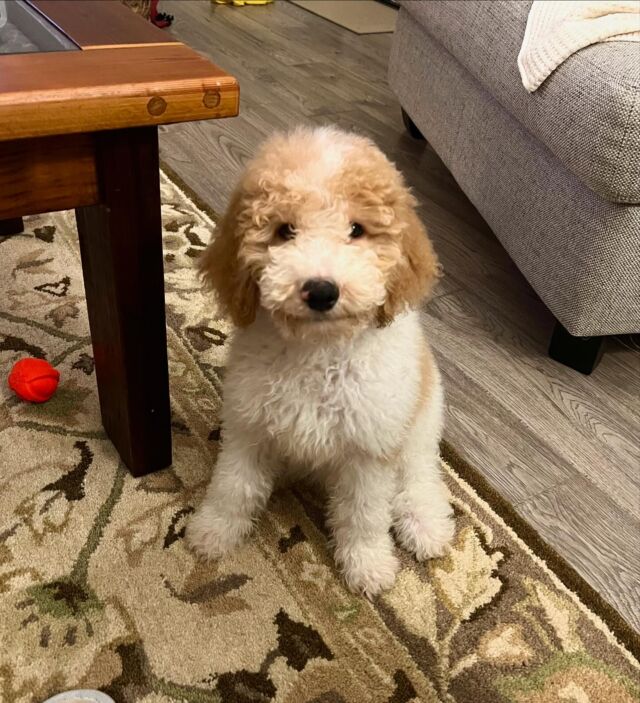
399;0;640;205
389;9;640;337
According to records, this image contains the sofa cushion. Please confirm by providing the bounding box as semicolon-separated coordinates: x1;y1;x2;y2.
389;9;640;336
400;0;640;204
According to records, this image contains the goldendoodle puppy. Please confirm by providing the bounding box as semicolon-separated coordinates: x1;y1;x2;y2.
186;126;454;596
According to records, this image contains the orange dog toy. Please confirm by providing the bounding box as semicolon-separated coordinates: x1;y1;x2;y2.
8;358;60;403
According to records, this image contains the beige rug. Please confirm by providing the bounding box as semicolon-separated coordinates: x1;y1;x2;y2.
290;0;397;34
0;168;638;702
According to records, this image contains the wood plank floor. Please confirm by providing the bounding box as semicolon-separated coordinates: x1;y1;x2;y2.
158;0;640;631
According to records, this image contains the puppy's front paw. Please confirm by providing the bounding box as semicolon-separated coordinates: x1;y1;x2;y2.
339;544;400;598
395;512;455;561
185;507;252;560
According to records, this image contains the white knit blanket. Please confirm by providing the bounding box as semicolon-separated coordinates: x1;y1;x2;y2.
518;0;640;92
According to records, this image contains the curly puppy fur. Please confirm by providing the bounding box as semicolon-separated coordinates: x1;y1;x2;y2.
186;127;454;596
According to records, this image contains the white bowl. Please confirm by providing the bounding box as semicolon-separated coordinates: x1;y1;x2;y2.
43;692;115;703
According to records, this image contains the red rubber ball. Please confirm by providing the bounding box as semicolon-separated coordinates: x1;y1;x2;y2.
8;358;60;403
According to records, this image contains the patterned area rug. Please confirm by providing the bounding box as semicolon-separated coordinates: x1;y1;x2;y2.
0;170;638;703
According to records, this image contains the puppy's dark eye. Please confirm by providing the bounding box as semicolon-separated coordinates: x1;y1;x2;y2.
349;222;365;239
276;223;296;240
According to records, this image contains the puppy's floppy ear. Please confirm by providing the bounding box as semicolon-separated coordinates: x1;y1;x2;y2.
378;206;440;326
198;191;259;327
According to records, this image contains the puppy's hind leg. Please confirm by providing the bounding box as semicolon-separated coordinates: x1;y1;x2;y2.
186;430;274;560
393;386;454;560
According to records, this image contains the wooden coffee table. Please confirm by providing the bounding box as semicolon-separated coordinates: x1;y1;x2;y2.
0;0;238;475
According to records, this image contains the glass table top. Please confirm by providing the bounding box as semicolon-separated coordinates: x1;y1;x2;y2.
0;0;78;55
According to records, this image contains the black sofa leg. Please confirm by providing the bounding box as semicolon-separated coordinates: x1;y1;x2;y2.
402;109;425;140
548;321;605;375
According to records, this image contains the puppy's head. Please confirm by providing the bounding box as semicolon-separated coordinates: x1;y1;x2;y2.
199;127;440;339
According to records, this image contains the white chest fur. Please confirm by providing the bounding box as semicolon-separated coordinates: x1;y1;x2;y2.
222;312;425;465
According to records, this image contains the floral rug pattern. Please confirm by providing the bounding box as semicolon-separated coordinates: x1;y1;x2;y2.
0;172;638;703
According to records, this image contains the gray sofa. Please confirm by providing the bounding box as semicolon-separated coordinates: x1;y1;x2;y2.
388;0;640;373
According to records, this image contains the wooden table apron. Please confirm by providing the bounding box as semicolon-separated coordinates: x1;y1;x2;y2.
0;1;239;475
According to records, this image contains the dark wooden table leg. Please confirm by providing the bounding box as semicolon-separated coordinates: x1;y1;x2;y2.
76;126;171;476
0;217;24;236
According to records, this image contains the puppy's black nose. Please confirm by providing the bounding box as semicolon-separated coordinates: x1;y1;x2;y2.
302;279;340;312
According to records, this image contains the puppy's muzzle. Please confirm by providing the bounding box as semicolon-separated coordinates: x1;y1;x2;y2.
301;278;340;312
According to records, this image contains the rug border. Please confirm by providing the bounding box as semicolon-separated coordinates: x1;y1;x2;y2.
160;162;221;226
440;440;640;660
159;161;639;661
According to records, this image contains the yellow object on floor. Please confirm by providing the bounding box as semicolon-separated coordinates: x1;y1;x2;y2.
213;0;273;5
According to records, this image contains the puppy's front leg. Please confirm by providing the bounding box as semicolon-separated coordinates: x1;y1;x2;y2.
393;397;454;561
327;459;399;597
186;432;274;560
